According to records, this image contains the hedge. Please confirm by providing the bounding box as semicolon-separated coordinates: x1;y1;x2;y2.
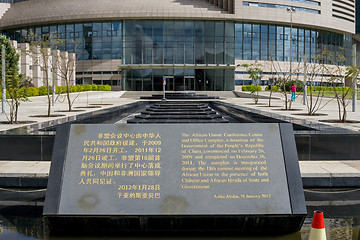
24;87;39;97
265;85;279;91
307;86;353;92
277;80;305;92
0;84;112;98
242;84;262;92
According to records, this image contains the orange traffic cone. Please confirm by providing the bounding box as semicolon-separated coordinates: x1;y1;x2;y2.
308;210;326;240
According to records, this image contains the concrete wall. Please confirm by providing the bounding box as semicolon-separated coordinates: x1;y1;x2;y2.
0;3;10;19
76;59;122;84
235;59;349;85
8;41;76;88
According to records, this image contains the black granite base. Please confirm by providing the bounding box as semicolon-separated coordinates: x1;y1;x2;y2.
0;177;48;188
46;215;305;235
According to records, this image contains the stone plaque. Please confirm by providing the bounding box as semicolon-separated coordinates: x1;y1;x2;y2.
44;123;306;233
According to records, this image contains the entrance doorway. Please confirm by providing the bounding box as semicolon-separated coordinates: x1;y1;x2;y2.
164;76;195;91
184;76;195;91
164;76;174;91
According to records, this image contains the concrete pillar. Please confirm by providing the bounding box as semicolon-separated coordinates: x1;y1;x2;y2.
19;43;33;79
43;48;53;88
69;52;76;85
61;51;68;86
31;45;42;87
52;49;61;87
10;40;21;75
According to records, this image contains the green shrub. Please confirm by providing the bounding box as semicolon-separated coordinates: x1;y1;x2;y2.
55;86;64;94
38;86;53;95
18;84;112;97
97;85;112;91
277;80;304;92
75;85;84;92
24;87;39;97
242;84;262;92
91;84;98;91
307;86;352;92
265;85;279;91
70;85;77;93
335;86;351;92
83;84;93;91
0;92;10;99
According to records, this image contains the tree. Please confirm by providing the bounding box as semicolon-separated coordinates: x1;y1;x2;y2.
25;33;79;113
322;51;359;122
303;53;333;116
0;35;27;123
54;40;78;112
26;33;57;117
265;61;277;107
242;61;263;104
269;58;302;110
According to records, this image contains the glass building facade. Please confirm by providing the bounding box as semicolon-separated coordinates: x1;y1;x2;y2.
123;20;234;91
0;0;28;3
2;19;353;90
235;22;353;65
7;22;122;61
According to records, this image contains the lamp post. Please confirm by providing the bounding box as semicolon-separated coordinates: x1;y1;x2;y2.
287;7;296;85
1;46;5;113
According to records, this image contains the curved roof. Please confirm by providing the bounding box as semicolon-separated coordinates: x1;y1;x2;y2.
0;0;232;29
0;0;355;34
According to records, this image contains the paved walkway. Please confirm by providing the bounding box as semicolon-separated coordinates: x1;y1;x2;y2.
1;90;360;133
0;91;136;131
228;90;360;133
1;90;360;188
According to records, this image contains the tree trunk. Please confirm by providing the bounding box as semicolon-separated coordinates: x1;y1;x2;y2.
341;98;347;122
268;89;272;107
45;70;51;117
284;90;288;110
10;99;14;124
309;85;313;115
336;98;341;122
15;101;18;123
289;94;293;110
67;86;72;111
47;89;51;117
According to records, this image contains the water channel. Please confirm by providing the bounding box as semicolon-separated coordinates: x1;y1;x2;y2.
1;187;359;240
1;101;359;239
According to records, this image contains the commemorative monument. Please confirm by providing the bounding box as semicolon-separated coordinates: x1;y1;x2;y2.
44;123;306;234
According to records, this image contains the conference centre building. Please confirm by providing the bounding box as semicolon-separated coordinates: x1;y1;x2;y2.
0;0;356;91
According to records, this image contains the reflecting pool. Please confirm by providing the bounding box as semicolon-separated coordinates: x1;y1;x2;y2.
0;188;359;239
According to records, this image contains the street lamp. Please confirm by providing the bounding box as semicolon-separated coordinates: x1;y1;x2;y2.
1;46;5;114
287;7;296;84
